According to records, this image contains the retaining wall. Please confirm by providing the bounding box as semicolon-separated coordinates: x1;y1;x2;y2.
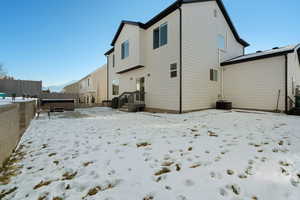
0;101;36;165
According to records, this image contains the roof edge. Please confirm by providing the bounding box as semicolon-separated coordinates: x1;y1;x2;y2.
221;49;294;66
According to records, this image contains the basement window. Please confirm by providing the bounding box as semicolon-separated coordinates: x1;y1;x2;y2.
210;69;218;81
153;23;168;49
170;63;177;78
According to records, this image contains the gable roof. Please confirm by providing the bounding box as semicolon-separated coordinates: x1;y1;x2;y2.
110;0;249;47
221;45;299;66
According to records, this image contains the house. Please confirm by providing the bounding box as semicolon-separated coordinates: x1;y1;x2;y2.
63;81;80;95
77;64;107;105
105;0;300;113
221;45;300;113
105;0;249;113
0;79;42;97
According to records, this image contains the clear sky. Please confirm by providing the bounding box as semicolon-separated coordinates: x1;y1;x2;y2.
0;0;299;86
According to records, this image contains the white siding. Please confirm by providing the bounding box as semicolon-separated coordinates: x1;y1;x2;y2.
114;24;144;73
108;11;180;111
143;10;180;111
181;1;244;111
223;56;286;111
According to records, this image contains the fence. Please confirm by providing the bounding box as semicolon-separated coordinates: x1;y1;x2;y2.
0;101;36;166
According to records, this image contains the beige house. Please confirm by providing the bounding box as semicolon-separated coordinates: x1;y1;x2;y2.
63;81;80;94
105;0;300;113
78;65;107;105
105;0;248;113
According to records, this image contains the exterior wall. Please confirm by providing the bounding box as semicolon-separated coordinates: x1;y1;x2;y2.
90;65;107;103
223;56;286;111
63;82;79;94
181;1;244;111
0;101;36;166
287;50;300;99
0;79;42;97
114;24;144;73
108;10;180;111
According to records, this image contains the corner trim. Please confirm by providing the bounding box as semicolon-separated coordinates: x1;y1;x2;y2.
179;5;183;114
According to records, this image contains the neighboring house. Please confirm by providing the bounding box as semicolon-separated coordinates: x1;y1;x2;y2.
78;64;107;105
221;45;300;112
63;82;80;95
105;0;300;113
0;79;42;97
105;0;249;113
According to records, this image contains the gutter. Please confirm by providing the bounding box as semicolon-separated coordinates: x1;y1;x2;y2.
178;3;183;114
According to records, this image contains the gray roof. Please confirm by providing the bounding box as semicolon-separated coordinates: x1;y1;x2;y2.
222;44;300;66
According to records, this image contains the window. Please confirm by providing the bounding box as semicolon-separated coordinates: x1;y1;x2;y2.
113;54;115;67
170;63;177;78
153;23;168;49
210;69;218;81
112;79;119;95
87;79;90;87
121;41;129;59
218;34;226;50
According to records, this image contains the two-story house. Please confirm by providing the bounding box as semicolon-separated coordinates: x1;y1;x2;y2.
105;0;300;114
105;0;248;113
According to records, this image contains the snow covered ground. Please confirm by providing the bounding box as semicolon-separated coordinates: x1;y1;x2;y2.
1;108;300;200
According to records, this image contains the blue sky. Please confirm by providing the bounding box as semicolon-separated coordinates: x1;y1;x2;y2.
0;0;299;86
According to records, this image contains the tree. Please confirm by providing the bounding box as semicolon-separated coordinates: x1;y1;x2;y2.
0;63;7;76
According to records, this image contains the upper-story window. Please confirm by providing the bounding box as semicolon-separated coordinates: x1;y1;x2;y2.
121;40;129;59
218;34;226;50
153;23;168;49
87;79;90;87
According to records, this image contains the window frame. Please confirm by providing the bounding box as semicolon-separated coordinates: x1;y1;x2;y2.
121;40;129;59
170;63;177;78
153;23;168;49
112;79;120;95
210;69;218;82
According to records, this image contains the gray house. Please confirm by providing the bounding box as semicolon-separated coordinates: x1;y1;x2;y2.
0;79;42;97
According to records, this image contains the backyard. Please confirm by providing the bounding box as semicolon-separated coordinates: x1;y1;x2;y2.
0;108;300;200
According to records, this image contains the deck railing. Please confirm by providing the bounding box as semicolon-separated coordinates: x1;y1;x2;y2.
118;91;145;108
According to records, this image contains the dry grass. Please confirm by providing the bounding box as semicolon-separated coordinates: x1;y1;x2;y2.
53;197;63;200
62;171;77;180
137;142;151;148
33;180;53;190
82;182;118;199
83;161;93;167
0;145;26;185
190;164;201;169
154;168;171;176
0;187;18;199
48;153;57;157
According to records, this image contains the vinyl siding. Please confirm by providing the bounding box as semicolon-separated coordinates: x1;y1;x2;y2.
108;10;180;111
90;65;107;103
181;1;244;111
223;56;286;111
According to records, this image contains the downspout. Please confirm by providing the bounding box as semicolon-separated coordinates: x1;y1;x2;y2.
106;56;109;101
218;49;224;99
178;3;183;114
285;54;288;113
